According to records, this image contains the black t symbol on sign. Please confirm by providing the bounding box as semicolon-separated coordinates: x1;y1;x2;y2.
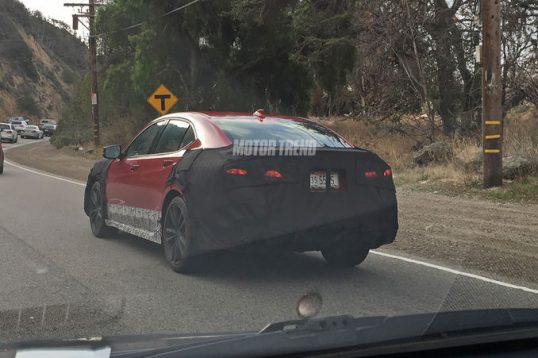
154;94;171;111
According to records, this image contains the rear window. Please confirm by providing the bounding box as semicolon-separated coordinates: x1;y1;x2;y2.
0;124;9;130
27;126;38;130
212;118;352;148
12;121;22;125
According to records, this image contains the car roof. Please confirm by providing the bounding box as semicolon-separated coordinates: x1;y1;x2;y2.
152;111;311;149
159;111;309;124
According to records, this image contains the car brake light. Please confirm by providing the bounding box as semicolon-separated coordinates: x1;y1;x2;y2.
226;168;247;176
265;170;283;178
384;168;392;177
364;170;378;179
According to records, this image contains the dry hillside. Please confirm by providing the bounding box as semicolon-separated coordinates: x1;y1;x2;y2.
0;0;86;123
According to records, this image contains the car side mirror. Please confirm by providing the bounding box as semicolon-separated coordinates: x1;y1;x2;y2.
103;144;122;159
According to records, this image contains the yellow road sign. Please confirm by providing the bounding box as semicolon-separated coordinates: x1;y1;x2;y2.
147;84;178;115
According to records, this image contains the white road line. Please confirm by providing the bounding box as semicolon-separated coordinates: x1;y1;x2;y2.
4;160;86;187
371;250;538;295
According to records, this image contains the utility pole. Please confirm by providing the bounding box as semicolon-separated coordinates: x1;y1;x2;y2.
88;0;100;147
481;0;503;188
64;1;105;147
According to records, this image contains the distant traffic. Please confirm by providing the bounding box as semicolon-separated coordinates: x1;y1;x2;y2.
0;117;57;175
1;116;57;144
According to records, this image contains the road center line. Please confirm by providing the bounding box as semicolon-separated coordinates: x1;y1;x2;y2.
4;160;86;187
5;154;537;295
371;250;538;294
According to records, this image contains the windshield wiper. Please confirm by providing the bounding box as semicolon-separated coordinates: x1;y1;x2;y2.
7;309;538;357
106;309;538;357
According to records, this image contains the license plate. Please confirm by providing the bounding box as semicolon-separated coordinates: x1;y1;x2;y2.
310;171;340;191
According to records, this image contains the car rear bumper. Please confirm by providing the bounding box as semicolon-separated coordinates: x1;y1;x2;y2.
23;132;40;138
1;134;15;141
189;188;398;256
241;204;398;253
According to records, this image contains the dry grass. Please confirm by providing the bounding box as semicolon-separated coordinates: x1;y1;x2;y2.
504;105;538;159
321;119;416;170
319;104;538;201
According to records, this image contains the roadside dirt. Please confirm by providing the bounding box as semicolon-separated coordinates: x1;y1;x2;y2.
389;186;538;287
5;141;96;181
6;141;538;287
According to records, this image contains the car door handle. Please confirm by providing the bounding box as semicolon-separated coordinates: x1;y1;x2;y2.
162;160;175;168
129;164;140;171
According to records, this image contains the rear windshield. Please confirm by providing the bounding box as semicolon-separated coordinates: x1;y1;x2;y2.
27;126;38;130
0;124;9;130
212;118;352;148
12;121;22;125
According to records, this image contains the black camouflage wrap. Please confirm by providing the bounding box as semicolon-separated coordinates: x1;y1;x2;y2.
84;158;112;217
168;146;398;257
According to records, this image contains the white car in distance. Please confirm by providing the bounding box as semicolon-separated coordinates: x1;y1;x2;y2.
0;123;18;143
21;125;44;139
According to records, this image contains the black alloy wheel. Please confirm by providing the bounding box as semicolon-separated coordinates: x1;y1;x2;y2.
162;196;201;273
88;181;115;238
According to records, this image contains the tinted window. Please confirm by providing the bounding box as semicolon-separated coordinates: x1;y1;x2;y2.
126;121;166;157
212;118;352;148
153;120;190;154
0;124;9;130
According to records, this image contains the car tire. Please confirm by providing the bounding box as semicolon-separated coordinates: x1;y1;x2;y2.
321;243;370;268
88;181;115;238
162;196;202;273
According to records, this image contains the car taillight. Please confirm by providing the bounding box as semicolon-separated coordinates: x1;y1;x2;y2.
364;170;378;179
384;168;392;177
226;168;247;176
264;170;283;178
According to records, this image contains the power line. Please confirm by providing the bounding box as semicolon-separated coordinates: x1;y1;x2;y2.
93;0;203;38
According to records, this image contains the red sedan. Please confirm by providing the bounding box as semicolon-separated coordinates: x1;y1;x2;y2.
84;111;398;273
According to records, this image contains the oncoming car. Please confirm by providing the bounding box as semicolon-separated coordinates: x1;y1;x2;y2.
84;111;398;273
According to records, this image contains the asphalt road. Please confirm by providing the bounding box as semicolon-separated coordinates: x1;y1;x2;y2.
1;139;538;342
